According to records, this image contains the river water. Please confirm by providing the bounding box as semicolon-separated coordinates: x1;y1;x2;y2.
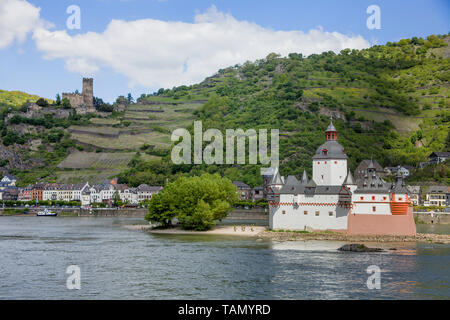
0;216;449;299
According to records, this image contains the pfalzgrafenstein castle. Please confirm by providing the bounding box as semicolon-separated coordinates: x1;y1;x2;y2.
266;118;416;236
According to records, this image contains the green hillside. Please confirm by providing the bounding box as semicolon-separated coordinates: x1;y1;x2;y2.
117;34;449;187
0;90;53;109
2;34;449;187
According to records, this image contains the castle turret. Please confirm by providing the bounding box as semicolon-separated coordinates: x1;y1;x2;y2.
312;118;347;186
390;173;410;215
343;170;357;193
300;170;309;185
82;78;94;108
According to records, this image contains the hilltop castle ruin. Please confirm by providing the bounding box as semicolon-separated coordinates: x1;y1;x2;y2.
62;78;96;114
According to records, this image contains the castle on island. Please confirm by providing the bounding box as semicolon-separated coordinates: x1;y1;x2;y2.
264;118;416;236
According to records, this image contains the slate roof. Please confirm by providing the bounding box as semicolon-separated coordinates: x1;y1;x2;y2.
312;140;347;160
343;170;355;185
354;166;391;194
233;181;251;189
427;186;448;194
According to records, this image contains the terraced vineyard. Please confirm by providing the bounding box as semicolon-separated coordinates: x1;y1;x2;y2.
56;151;159;184
66;97;206;151
53;96;206;182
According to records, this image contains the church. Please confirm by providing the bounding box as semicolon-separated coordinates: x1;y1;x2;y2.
266;119;416;236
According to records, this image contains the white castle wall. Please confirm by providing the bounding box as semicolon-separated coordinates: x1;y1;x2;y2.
352;193;391;215
269;193;349;230
312;159;347;186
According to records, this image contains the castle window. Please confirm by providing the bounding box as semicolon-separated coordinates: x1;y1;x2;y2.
325;161;327;164
282;210;286;215
383;196;387;200
329;211;333;216
334;161;337;164
317;162;320;164
360;196;364;200
315;211;319;216
372;196;375;200
304;211;308;215
398;197;402;201
372;206;376;212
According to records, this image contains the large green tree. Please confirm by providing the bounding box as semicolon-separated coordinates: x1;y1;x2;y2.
145;173;238;230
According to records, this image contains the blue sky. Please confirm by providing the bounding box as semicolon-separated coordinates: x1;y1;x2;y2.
0;0;448;102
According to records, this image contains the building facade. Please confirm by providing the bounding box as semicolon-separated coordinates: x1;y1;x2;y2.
424;186;447;207
268;119;415;235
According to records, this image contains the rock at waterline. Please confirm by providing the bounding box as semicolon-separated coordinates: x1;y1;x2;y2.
338;244;384;252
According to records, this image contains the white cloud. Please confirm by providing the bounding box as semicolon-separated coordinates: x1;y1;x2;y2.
0;0;44;49
30;5;370;89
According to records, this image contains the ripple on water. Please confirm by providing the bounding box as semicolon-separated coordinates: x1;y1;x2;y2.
0;216;449;299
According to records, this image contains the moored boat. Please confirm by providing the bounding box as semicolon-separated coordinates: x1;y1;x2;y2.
37;209;58;217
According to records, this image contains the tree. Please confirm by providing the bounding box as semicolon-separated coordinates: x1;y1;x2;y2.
127;93;134;103
145;173;238;230
112;190;121;207
55;94;61;106
36;98;48;107
61;98;71;109
444;131;450;152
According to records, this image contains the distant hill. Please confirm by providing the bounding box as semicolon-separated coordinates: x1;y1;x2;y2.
0;90;53;109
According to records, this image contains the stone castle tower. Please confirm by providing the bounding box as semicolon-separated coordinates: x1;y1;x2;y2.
62;78;95;114
82;78;94;108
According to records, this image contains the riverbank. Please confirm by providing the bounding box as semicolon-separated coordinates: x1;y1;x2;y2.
124;224;450;244
258;229;450;244
124;224;266;236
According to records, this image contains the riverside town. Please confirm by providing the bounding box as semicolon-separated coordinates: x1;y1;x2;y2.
0;0;449;308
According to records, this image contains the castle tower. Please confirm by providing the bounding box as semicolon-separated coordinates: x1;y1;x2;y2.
312;118;348;186
82;78;94;108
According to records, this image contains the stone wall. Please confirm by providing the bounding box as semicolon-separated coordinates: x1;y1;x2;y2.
414;212;450;224
347;207;416;236
62;93;84;108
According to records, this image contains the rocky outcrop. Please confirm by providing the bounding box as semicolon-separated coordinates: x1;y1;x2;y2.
338;244;384;252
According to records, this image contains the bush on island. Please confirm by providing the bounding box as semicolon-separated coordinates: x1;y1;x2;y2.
145;173;238;231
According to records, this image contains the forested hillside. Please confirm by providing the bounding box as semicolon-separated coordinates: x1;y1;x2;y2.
119;34;449;187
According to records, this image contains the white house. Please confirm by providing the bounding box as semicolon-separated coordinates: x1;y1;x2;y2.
1;174;17;187
136;184;163;202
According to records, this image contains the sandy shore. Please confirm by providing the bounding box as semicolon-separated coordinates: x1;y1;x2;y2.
148;225;265;236
123;224;450;243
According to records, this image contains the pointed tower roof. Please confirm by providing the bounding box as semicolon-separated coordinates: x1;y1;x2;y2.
343;170;356;185
367;158;375;170
301;170;309;185
326;116;336;132
313;116;346;159
391;172;409;194
270;167;284;185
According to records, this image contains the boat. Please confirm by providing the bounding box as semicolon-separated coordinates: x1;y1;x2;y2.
36;208;58;217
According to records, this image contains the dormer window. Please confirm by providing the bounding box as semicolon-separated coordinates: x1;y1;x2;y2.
322;149;328;155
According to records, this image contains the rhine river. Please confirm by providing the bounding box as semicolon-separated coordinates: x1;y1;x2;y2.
0;216;449;299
